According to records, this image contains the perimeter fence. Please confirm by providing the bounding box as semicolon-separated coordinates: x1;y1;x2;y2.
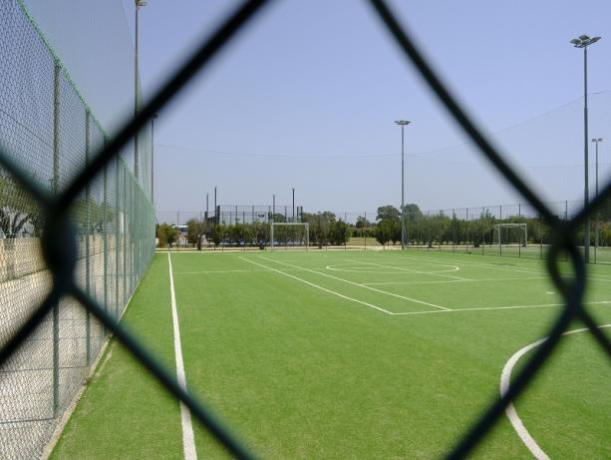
160;201;611;264
157;203;304;227
0;1;154;458
406;200;611;263
335;200;611;263
1;1;610;460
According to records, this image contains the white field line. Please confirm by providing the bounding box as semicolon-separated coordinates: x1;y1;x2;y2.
168;253;198;460
410;254;611;283
239;257;394;315
261;257;449;311
352;259;469;281
500;323;611;460
325;262;461;275
391;300;611;316
363;275;548;286
410;255;543;277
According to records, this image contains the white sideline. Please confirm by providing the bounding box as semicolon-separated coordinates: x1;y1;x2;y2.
168;253;198;460
262;256;449;311
500;324;611;460
239;257;395;315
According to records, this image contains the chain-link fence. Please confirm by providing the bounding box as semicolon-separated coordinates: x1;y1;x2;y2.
1;0;610;459
157;204;303;227
404;200;611;264
0;1;155;458
159;202;611;261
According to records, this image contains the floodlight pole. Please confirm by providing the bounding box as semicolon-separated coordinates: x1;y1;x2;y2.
134;0;147;180
592;137;603;262
395;120;410;249
151;113;157;204
583;44;590;264
571;34;601;263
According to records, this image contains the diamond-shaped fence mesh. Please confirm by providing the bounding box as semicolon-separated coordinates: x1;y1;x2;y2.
0;0;610;459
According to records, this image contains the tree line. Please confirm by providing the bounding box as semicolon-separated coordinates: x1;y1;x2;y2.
156;211;351;249
157;203;611;249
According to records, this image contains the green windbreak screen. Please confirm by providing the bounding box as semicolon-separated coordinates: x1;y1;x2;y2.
0;1;154;458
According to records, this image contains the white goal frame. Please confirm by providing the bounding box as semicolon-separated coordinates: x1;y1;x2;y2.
270;222;309;251
493;223;528;249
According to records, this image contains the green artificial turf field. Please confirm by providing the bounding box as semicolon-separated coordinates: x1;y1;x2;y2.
51;250;611;459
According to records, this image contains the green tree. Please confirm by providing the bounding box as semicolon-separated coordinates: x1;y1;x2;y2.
156;223;179;248
210;224;226;247
186;218;208;250
355;216;370;229
329;220;350;245
375;220;392;247
402;203;423;221
376;205;400;223
0;173;42;238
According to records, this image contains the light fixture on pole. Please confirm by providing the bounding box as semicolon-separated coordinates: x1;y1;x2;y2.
395;120;410;249
592;137;603;262
571;34;601;263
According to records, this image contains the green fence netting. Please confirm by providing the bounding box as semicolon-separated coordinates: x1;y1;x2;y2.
0;1;154;458
0;0;610;459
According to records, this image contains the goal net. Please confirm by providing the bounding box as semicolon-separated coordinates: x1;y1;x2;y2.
493;223;528;255
270;223;309;251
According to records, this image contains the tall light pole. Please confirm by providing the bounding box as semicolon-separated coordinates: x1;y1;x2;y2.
134;0;147;180
571;34;601;263
395;120;410;249
592;137;603;262
150;113;157;205
292;188;295;223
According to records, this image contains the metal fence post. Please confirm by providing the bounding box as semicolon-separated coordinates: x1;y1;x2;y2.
103;161;108;335
52;61;61;417
452;209;456;252
85;110;91;365
115;157;120;318
122;163;127;314
364;211;367;250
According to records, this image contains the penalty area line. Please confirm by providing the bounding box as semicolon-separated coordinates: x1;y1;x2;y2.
168;253;197;460
262;256;449;311
239;256;396;315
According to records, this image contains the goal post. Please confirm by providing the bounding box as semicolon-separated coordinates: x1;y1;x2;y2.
493;223;528;255
270;222;309;251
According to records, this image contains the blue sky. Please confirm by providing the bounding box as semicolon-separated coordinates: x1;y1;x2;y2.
26;0;611;218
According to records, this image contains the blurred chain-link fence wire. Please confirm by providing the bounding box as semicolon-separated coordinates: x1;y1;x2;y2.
1;0;610;459
0;1;154;457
